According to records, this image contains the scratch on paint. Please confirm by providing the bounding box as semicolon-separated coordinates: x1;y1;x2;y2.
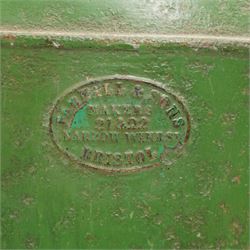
208;78;215;96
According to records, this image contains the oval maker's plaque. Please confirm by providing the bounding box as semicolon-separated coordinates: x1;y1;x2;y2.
49;75;190;172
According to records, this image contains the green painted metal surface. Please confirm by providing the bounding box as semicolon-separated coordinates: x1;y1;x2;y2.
1;0;249;35
1;0;249;249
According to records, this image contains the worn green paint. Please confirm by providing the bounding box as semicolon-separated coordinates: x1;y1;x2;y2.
1;0;249;249
1;37;249;249
72;107;89;129
1;0;249;35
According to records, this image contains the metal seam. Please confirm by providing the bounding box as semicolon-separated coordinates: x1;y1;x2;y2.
1;29;250;46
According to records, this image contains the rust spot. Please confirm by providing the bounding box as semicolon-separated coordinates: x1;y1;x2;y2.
231;220;243;236
9;210;19;220
219;202;229;213
221;113;236;125
2;34;16;41
85;233;96;242
212;140;224;150
241;87;250;96
25;237;37;249
22;196;34;206
207;110;213;117
231;175;241;184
